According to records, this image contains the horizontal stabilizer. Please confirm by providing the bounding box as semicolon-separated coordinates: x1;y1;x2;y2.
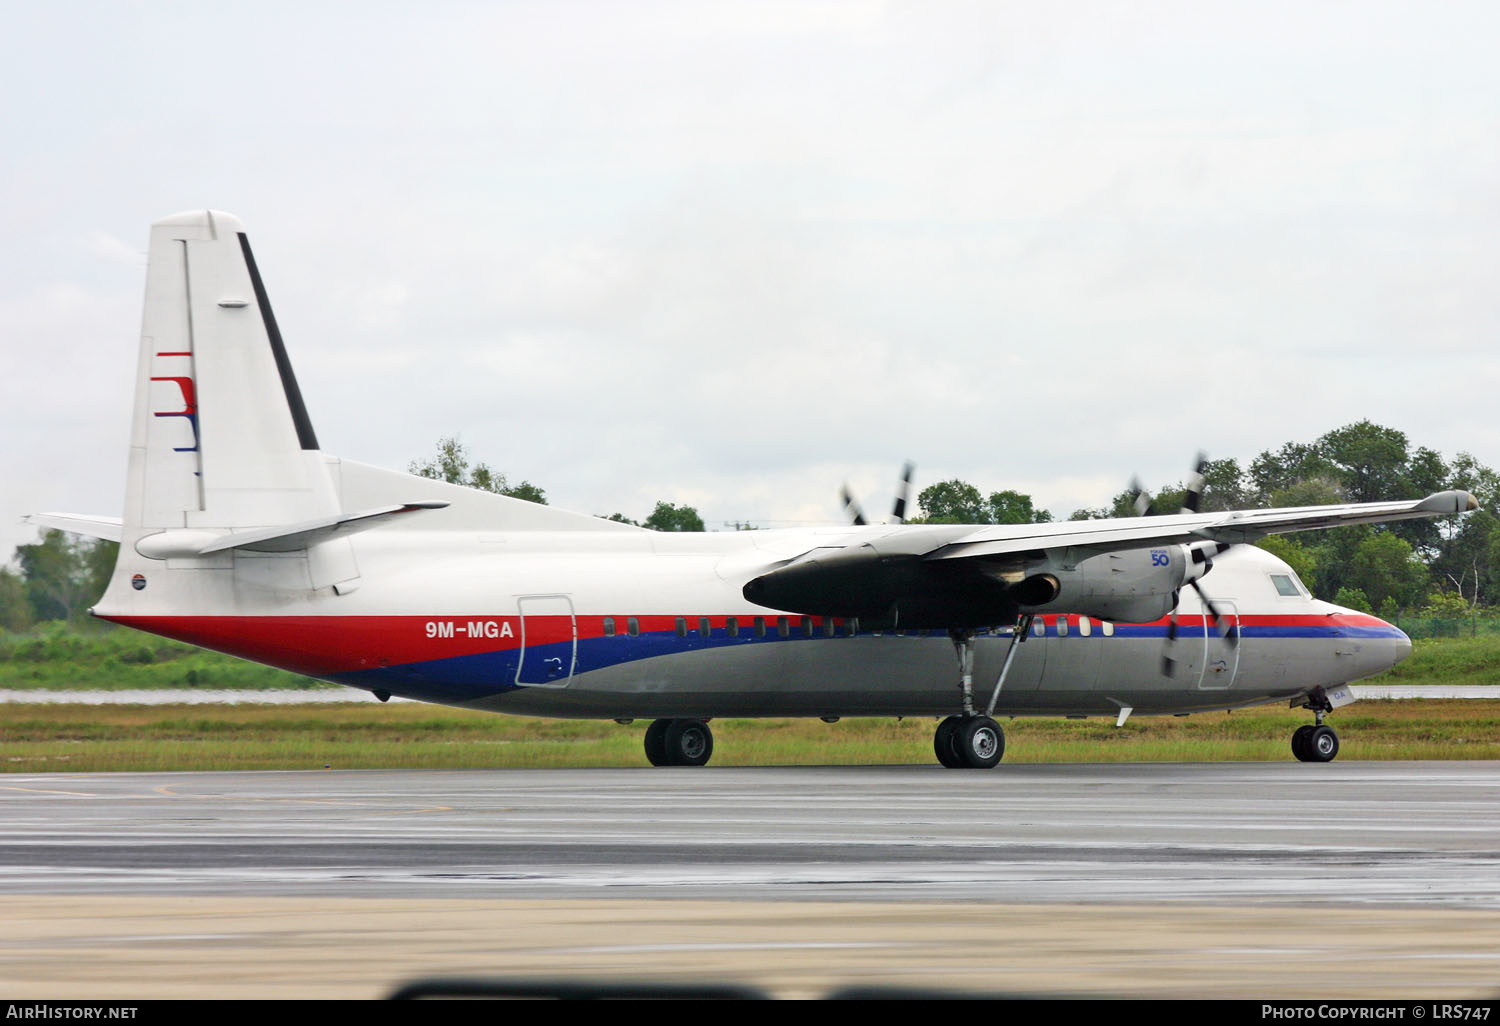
197;501;449;553
134;502;448;559
25;513;124;543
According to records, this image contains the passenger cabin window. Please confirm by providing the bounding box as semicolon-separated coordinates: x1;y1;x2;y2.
754;616;766;637
1078;616;1092;637
603;616;616;637
1057;617;1069;638
627;616;640;637
777;616;790;637
802;616;814;637
846;618;859;636
727;616;739;637
699;617;711;636
675;617;687;637
1101;621;1115;637
1270;574;1302;598
1031;619;1045;637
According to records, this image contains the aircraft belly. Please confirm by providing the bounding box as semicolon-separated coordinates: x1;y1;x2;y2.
457;633;1305;720
489;636;980;718
102;605;1404;721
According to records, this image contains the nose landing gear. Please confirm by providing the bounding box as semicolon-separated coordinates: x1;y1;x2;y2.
1291;690;1340;762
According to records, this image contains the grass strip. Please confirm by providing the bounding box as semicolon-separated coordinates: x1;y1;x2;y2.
2;699;1497;772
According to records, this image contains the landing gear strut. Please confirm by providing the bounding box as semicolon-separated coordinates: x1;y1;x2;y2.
644;718;714;767
933;620;1030;768
1291;693;1340;763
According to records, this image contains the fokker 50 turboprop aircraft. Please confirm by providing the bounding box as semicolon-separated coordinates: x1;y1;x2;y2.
31;210;1477;769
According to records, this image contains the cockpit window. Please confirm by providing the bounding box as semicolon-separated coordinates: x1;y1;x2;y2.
1270;573;1302;598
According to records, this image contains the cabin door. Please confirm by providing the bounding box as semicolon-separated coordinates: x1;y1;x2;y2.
1196;601;1241;691
516;594;577;687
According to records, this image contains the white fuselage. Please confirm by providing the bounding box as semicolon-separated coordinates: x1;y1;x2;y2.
99;526;1409;721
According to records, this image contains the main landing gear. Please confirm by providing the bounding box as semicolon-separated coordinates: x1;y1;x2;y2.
933;618;1032;769
1291;691;1340;763
935;713;1004;768
644;718;714;767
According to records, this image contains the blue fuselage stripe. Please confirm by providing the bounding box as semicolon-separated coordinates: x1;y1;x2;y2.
328;622;1406;703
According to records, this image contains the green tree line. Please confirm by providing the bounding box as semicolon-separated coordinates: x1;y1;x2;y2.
409;436;706;531
916;420;1496;621
0;531;118;631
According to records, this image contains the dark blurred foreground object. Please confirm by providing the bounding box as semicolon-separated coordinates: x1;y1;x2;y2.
390;977;1030;999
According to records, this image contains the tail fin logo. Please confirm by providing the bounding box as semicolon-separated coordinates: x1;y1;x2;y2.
150;371;200;453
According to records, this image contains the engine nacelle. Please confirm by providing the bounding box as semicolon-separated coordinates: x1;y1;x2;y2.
1012;541;1224;623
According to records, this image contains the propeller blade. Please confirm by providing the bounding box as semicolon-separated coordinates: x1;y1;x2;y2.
1130;476;1155;517
1181;452;1209;514
1190;579;1239;648
1161;594;1181;676
1162;621;1182;674
840;485;868;527
891;462;914;524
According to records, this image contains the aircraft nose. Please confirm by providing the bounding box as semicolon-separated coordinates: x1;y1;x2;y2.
1354;614;1412;678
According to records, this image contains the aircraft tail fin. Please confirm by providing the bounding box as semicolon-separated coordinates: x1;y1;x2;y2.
108;210;634;563
125;210;338;534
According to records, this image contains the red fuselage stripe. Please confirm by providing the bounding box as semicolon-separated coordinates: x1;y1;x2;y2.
100;611;1396;678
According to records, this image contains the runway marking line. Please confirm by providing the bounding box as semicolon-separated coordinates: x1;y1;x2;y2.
151;783;451;814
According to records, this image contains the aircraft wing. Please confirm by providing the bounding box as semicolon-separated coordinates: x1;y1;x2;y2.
926;489;1479;561
743;489;1477;626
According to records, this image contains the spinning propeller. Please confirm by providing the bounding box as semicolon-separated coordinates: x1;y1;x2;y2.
1153;453;1239;677
837;455;1238;676
1129;452;1209;517
842;462;915;526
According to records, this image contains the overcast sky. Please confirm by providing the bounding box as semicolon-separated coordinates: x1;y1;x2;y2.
5;1;1499;563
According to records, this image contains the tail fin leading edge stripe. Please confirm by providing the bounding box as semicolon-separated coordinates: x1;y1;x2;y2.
237;232;319;451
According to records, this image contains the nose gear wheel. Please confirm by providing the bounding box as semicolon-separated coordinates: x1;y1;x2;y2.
1292;723;1339;763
